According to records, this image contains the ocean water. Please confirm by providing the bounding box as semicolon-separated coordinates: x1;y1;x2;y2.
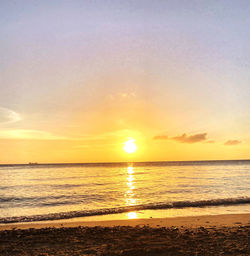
0;160;249;223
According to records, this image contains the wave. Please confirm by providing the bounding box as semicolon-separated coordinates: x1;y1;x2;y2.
0;183;87;191
0;194;106;208
0;197;249;224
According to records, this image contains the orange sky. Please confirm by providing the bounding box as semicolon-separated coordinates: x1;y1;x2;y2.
0;1;250;163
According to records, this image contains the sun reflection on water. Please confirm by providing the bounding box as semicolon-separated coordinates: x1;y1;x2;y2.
124;166;137;207
127;211;137;219
127;166;134;174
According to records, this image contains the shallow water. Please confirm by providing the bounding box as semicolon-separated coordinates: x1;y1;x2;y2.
0;161;249;222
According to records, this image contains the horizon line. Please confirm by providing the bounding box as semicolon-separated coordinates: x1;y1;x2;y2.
1;158;250;167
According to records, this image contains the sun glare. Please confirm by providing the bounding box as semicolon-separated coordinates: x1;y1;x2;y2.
127;212;137;219
123;139;137;154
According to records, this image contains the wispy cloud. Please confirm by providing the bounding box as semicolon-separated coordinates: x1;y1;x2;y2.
205;140;215;143
0;129;68;140
0;128;140;142
0;107;21;124
153;132;208;144
153;135;168;140
173;133;207;143
224;140;241;146
73;142;118;149
107;92;136;101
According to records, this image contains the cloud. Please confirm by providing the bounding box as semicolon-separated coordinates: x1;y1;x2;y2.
153;135;168;140
172;133;207;143
224;140;241;146
0;127;142;143
0;107;21;124
107;92;136;101
119;92;136;98
153;132;208;143
73;142;117;149
205;140;215;143
0;129;68;140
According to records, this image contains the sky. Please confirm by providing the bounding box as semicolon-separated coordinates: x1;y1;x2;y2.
0;0;250;163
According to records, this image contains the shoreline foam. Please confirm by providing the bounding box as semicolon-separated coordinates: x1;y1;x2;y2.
1;197;249;224
1;213;249;230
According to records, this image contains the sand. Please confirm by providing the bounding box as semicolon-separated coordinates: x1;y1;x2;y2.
0;213;249;255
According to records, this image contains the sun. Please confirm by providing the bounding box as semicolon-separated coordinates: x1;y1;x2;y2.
123;139;137;154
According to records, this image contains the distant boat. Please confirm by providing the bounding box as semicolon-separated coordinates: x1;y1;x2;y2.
28;162;38;165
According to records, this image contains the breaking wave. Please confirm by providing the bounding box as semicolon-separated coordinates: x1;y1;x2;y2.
0;197;249;224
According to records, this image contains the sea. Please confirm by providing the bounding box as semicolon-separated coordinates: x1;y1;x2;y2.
0;160;249;224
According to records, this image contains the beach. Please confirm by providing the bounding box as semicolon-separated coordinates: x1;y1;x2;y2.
0;163;249;255
0;213;249;255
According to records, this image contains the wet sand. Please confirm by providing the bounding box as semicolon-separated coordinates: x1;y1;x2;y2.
0;214;249;255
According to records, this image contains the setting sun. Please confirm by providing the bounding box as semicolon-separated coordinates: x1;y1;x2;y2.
123;139;137;154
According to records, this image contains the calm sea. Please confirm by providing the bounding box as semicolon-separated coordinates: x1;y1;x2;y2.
0;160;249;223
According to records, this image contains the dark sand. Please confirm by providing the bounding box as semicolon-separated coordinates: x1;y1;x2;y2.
0;214;249;256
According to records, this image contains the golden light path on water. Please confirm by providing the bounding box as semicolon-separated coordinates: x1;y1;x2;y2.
125;166;138;219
